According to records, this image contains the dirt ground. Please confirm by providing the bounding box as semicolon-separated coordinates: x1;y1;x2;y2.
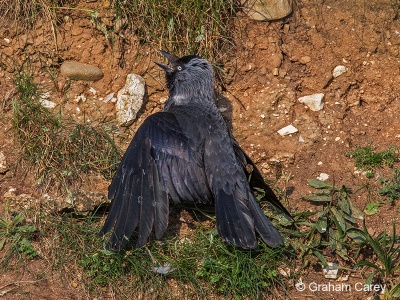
1;0;400;299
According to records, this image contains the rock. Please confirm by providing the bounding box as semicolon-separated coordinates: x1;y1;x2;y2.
277;124;298;136
3;189;37;211
299;56;311;64
39;92;56;109
60;61;104;81
116;74;146;126
0;151;8;173
242;0;292;21
317;173;330;181
39;99;56;109
332;65;347;78
323;262;339;279
65;190;107;212
152;263;176;275
298;93;324;111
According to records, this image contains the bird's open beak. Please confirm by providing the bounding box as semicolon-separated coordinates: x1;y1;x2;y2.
155;50;179;73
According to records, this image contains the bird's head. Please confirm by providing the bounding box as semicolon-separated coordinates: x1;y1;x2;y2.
155;50;214;101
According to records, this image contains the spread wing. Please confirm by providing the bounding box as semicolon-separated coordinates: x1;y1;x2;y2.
100;112;212;250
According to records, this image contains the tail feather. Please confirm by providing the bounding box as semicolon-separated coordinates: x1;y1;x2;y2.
248;195;284;247
215;185;257;249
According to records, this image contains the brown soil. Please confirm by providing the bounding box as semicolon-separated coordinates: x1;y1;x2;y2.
1;0;400;299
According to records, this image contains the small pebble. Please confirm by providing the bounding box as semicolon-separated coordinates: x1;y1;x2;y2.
323;262;339;279
332;65;347;78
317;173;330;181
277;124;298;136
103;92;115;103
298;93;324;111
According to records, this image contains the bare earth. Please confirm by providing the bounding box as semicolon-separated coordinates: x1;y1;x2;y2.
0;0;399;299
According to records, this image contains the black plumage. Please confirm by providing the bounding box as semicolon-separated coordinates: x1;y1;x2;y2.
100;51;292;250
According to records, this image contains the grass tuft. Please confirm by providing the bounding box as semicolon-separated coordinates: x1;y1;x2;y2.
113;0;239;62
19;208;290;298
12;68;121;191
346;145;398;178
0;0;61;30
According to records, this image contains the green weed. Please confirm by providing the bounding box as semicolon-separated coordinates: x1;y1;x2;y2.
346;145;398;178
349;220;400;297
299;179;364;264
0;212;38;267
379;168;400;204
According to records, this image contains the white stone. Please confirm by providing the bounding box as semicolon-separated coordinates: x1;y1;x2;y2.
89;87;97;95
0;151;7;173
317;173;330;181
323;262;339;279
116;74;146;126
39;93;56;109
75;94;86;103
332;65;347;78
39;99;56;109
152;263;176;275
298;93;324;111
277;124;298;136
103;92;114;103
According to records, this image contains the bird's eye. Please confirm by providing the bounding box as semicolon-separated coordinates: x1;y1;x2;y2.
176;65;182;71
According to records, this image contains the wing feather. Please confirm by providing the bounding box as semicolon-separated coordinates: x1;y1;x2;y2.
100;112;211;250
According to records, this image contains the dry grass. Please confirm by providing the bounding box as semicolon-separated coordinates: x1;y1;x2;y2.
0;0;61;29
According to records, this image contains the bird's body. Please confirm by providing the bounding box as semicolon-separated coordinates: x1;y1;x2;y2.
100;51;291;250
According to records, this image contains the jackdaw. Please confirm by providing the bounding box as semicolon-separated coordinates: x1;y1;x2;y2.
100;50;292;250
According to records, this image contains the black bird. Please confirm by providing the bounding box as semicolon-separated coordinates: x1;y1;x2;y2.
100;51;292;250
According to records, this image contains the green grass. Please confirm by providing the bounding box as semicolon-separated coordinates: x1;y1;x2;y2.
1;204;291;299
12;68;121;191
346;145;398;178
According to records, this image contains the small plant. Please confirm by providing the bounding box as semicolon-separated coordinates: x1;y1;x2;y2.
364;201;380;215
346;145;398;178
349;220;400;297
0;212;38;267
300;179;364;264
379;168;400;204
